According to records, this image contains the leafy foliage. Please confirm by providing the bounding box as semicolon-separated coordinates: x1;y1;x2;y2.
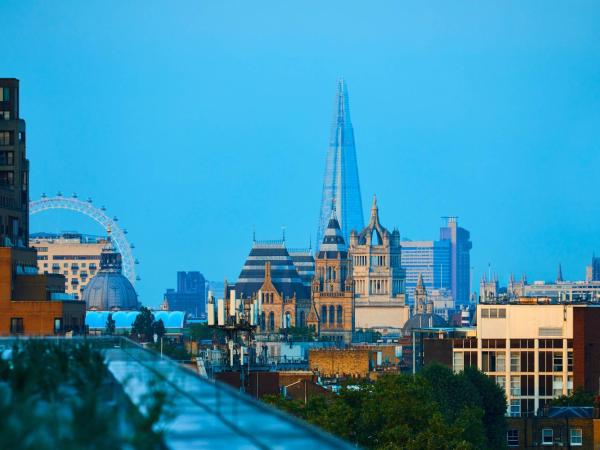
550;387;599;407
0;340;169;450
264;364;507;450
105;313;116;335
188;323;225;342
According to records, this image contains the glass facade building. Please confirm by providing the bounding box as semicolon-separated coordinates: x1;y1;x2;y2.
440;217;472;305
401;240;451;304
316;79;364;246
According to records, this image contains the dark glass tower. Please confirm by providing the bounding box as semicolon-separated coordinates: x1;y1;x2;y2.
316;79;364;246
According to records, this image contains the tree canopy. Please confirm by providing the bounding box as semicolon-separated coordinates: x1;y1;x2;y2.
264;364;507;450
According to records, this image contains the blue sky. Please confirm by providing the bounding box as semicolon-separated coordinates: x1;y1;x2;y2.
3;1;600;305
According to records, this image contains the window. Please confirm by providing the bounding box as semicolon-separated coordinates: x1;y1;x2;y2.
10;318;24;334
0;151;13;165
497;352;506;372
268;312;275;331
453;352;464;373
321;305;327;325
0;170;14;186
509;399;520;417
553;352;563;372
539;351;553;372
542;428;553;445
0;87;9;101
0;111;9;120
539;375;553;396
553;376;563;397
336;305;342;325
567;351;573;372
570;428;582;446
507;429;519;447
54;318;62;334
510;352;520;372
329;305;335;325
0;131;12;146
510;376;521;396
496;375;506;392
567;375;573;395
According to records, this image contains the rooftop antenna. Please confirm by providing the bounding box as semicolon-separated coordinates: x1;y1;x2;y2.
252;225;256;243
281;226;286;243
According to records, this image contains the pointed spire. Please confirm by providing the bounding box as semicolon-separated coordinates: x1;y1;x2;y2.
416;272;424;289
556;263;563;283
316;79;364;246
369;194;380;225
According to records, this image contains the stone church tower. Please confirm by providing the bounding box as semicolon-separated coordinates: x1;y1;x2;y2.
308;209;354;343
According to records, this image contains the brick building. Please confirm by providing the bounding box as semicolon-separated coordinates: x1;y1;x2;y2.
0;247;86;335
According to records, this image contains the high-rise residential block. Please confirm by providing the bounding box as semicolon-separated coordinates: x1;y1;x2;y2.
316;79;364;245
0;78;28;248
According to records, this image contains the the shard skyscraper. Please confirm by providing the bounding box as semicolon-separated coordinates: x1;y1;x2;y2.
316;79;364;246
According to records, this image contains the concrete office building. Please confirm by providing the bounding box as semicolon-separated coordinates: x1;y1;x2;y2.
0;78;28;248
30;232;106;300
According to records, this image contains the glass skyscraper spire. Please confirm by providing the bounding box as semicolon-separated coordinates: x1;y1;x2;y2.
316;79;364;246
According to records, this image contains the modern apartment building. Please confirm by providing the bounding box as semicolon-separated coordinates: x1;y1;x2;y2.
0;78;29;248
424;301;600;417
30;232;106;300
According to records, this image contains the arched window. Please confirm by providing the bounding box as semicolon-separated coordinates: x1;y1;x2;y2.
268;312;275;331
329;305;335;325
321;305;327;325
299;311;305;327
337;305;343;325
285;312;291;329
260;312;266;331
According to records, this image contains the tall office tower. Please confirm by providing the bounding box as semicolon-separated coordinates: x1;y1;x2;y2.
316;79;364;246
164;271;207;317
400;239;451;304
0;78;29;247
440;217;472;305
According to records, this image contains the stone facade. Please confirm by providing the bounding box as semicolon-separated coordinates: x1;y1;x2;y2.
307;211;354;343
349;196;409;330
309;348;371;378
256;262;310;334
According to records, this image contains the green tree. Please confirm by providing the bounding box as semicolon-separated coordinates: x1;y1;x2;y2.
105;313;116;335
152;319;165;341
550;387;597;407
461;366;507;449
132;307;155;342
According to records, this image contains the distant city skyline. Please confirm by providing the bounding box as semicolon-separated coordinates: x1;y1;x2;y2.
8;1;600;305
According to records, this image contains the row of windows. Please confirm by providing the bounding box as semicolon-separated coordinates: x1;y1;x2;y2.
51;255;101;260
472;350;573;373
508;428;582;446
481;307;506;318
321;305;344;326
455;338;571;350
9;317;82;335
